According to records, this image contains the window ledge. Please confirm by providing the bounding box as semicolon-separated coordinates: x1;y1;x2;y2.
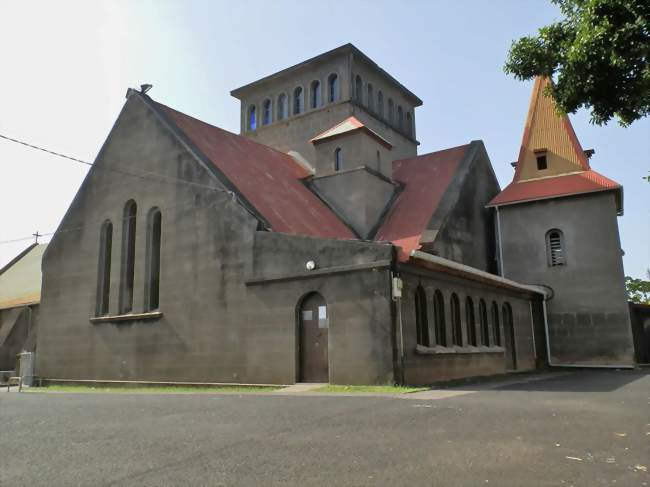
90;311;163;324
415;344;504;355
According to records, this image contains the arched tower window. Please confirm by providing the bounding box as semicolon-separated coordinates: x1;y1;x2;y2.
415;286;429;347
377;91;384;119
388;98;394;124
492;301;501;346
334;148;342;172
465;297;477;346
546;229;566;266
277;93;287;120
397;106;404;130
262;99;272;125
328;73;339;102
355;75;363;104
450;293;462;346
96;220;113;316
479;299;489;346
367;83;374;111
248;105;256;131
310;80;321;109
406;112;413;136
119;200;137;314
433;290;446;347
144;208;162;311
293;86;304;115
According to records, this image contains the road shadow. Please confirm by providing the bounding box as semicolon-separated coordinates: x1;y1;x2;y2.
494;369;648;392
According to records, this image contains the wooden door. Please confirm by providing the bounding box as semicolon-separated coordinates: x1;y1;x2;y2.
299;293;329;383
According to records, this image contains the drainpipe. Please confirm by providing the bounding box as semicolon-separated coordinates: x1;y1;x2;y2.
495;206;504;276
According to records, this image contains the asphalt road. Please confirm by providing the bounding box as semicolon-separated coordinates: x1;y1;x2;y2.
1;370;649;487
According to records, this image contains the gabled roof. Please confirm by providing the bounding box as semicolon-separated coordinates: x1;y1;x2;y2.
149;98;356;240
375;144;471;258
0;243;46;310
310;116;392;148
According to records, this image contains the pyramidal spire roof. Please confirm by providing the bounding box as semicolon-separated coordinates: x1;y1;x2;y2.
488;77;622;212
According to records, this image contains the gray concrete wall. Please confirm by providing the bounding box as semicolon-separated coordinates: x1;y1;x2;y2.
313;130;393;176
498;192;634;365
398;266;539;385
0;306;36;370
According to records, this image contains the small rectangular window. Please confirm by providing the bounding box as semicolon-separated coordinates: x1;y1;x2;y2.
536;154;548;170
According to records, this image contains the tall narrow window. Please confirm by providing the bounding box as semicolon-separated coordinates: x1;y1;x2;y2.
397;106;404;130
328;73;339;102
465;297;477;346
355;75;363;104
415;286;429;347
406;112;413;136
145;208;162;311
119;200;137;314
433;290;446;347
388;98;394;124
367;83;374;111
451;293;462;346
293;86;304;115
310;80;321;109
492;301;501;346
546;229;566;266
277;93;287;120
479;299;489;346
376;151;381;169
262;99;272;125
334;148;342;171
96;220;113;316
377;91;384;119
248;105;256;130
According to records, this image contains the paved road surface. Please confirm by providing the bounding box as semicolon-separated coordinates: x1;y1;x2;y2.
1;370;649;486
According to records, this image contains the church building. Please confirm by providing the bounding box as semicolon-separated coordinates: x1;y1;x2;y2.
36;44;634;386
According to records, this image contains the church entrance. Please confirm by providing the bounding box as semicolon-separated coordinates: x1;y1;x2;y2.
298;292;329;383
503;303;517;370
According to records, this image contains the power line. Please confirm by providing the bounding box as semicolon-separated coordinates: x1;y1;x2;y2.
0;133;91;166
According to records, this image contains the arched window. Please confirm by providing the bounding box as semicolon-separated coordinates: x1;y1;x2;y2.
293;86;304;115
502;303;517;369
144;208;162;311
388;98;394;123
96;220;113;316
450;293;462;346
465;297;477;346
334;148;342;171
310;80;321;109
262;99;272;125
406;112;413;136
377;91;384;119
119;200;137;314
376;150;381;169
492;301;501;346
248;105;256;131
433;290;446;346
367;83;374;111
277;93;288;120
355;75;363;104
546;229;566;266
397;106;404;130
415;286;429;347
479;299;489;346
328;73;339;102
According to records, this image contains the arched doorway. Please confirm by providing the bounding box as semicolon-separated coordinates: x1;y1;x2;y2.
298;292;329;383
502;303;517;370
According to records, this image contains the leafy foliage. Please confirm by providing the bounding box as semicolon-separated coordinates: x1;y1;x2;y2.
504;0;650;126
625;275;650;304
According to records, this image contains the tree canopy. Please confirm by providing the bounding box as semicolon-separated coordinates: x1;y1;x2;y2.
504;0;650;126
626;275;650;304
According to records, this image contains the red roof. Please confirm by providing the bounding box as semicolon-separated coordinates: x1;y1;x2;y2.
155;101;356;239
375;144;470;259
488;170;621;208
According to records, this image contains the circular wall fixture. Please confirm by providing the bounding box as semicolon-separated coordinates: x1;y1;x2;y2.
305;260;316;271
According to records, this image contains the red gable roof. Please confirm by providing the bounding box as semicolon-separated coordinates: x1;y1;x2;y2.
375;144;470;259
154;101;356;240
488;170;621;209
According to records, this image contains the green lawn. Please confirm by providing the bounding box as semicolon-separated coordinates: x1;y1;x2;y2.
26;384;282;394
313;384;428;394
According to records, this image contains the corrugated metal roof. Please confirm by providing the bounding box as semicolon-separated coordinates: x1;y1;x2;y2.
375;144;470;259
153;101;357;240
310;116;392;147
0;244;46;310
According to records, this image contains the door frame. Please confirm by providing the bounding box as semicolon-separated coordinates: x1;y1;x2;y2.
295;291;330;383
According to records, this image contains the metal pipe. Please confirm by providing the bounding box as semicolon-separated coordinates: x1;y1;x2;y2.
495;206;504;276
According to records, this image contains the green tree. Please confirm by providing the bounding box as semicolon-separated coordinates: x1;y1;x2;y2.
504;0;650;126
625;275;650;304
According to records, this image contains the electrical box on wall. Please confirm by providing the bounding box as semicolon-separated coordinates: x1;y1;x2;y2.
392;277;403;299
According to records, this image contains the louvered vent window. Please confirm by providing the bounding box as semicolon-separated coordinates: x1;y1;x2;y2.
547;230;566;267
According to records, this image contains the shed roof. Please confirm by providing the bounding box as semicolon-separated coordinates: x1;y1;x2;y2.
0;244;46;310
310;116;392;148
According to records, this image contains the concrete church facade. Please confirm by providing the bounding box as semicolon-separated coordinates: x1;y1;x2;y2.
36;44;634;386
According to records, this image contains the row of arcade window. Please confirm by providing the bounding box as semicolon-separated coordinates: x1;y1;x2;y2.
415;287;512;349
247;74;340;130
96;200;162;317
353;74;413;137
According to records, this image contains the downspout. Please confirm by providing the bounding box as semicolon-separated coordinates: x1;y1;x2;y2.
495;206;504;276
391;270;406;386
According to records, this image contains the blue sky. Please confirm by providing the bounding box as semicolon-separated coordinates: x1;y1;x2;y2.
1;0;648;277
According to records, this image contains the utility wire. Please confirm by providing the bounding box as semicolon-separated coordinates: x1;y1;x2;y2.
0;133;91;166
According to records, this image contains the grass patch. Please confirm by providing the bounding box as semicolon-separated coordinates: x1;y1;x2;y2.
26;384;281;394
313;384;427;394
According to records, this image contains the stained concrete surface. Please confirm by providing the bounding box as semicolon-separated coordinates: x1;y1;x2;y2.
1;370;649;486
